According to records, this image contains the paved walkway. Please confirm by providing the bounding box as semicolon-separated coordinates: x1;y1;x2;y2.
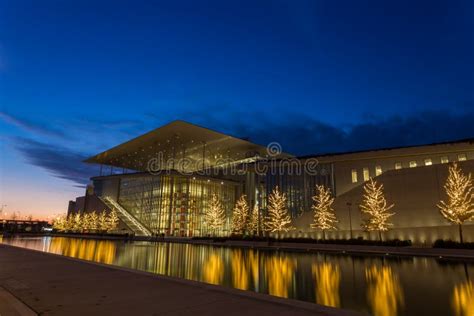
0;244;361;316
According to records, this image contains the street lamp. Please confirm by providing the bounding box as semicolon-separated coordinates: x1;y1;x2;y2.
346;202;353;239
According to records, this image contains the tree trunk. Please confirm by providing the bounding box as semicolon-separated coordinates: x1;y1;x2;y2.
378;231;382;242
322;230;326;240
459;224;463;244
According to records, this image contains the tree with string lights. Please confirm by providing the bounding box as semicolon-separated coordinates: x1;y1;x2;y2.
311;185;338;240
231;195;249;235
204;194;226;236
82;213;92;231
438;162;474;243
52;215;67;232
265;186;294;237
88;211;99;231
106;209;120;232
72;213;83;232
248;204;262;236
64;215;74;232
360;178;394;241
98;210;108;232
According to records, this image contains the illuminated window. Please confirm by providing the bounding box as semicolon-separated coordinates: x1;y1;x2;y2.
458;154;467;161
441;156;449;164
394;162;402;170
363;168;370;181
424;158;432;166
409;161;417;168
351;169;358;183
375;165;382;176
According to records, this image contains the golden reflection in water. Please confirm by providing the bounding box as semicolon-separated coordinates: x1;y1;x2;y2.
366;265;404;316
312;262;341;307
231;249;249;290
265;255;296;298
249;250;260;290
49;238;116;264
203;253;224;285
452;280;474;316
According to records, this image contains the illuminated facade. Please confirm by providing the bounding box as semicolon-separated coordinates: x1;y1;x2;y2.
96;172;239;236
69;120;474;242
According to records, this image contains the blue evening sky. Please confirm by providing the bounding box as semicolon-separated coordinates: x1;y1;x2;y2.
0;0;473;217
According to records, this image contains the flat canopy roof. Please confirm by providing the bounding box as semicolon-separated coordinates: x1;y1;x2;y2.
85;120;290;172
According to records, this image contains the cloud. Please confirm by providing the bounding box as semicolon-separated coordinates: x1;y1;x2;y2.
12;137;98;186
9;109;474;187
71;117;143;130
170;108;474;155
0;111;66;139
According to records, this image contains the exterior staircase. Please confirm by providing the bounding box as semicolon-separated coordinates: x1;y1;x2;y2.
100;196;152;237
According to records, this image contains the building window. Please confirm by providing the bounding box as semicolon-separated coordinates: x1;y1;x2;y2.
458;154;467;161
424;158;432;166
363;168;370;181
351;169;358;183
375;165;382;176
441;156;449;164
395;162;402;170
409;161;417;168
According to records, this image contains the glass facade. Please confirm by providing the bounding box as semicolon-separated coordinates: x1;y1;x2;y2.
104;174;238;237
263;163;334;218
93;161;334;236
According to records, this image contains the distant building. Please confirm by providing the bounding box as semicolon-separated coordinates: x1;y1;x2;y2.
70;120;474;243
0;219;50;233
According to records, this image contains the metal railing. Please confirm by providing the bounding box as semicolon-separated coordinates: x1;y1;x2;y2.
101;196;152;236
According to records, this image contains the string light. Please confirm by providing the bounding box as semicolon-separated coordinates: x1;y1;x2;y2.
231;195;249;235
437;162;474;243
203;194;226;236
360;178;395;241
310;185;338;239
248;204;262;236
264;186;294;235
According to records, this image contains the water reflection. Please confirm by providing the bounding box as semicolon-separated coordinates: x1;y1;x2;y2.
231;249;249;290
312;262;340;307
49;237;116;264
264;255;296;298
203;252;224;285
2;236;474;316
452;280;474;316
366;265;404;316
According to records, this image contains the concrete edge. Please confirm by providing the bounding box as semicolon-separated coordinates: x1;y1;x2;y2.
11;234;474;260
0;286;37;316
0;244;365;316
161;240;474;260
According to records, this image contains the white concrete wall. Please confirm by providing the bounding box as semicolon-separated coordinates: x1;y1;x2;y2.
320;142;474;197
293;160;474;244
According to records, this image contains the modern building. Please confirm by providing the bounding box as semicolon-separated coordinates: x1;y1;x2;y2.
69;120;474;243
